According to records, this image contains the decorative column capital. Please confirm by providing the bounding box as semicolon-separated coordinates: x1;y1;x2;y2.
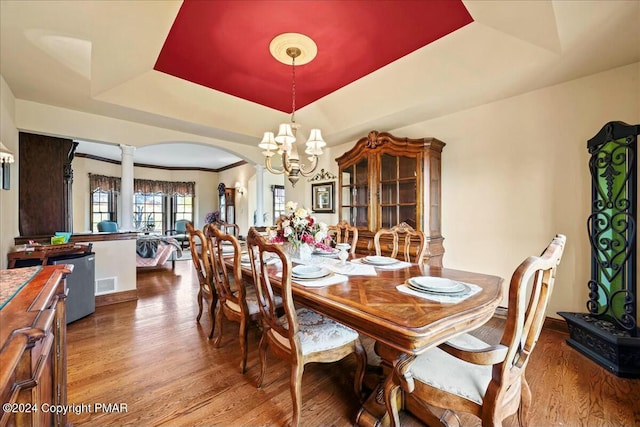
119;144;136;157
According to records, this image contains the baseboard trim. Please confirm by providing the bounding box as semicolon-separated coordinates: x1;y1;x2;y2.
544;316;569;334
95;289;138;307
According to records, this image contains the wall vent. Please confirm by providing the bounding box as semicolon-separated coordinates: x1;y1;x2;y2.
95;277;117;295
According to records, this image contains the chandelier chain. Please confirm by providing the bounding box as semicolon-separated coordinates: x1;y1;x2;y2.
291;55;296;124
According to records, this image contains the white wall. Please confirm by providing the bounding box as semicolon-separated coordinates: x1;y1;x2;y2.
329;62;638;318
218;163;285;237
15;100;265;166
0;77;19;269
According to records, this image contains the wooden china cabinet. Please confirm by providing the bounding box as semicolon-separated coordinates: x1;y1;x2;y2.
335;131;445;266
219;185;235;224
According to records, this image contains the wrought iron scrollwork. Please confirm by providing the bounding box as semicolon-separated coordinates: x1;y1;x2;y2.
586;122;637;333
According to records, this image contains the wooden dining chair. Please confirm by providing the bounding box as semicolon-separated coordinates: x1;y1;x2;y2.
208;226;264;374
328;220;358;255
374;222;428;265
384;234;567;427
186;221;217;339
246;227;367;427
205;221;240;237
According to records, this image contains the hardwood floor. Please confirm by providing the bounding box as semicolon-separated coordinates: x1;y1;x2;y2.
67;261;640;426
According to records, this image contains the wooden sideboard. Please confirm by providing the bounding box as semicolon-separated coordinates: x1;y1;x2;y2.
0;265;70;427
7;244;91;268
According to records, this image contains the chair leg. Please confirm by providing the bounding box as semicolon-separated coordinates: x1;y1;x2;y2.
196;290;203;322
212;303;224;345
208;295;217;340
353;340;367;400
256;333;269;388
518;377;532;427
289;360;304;427
239;316;248;374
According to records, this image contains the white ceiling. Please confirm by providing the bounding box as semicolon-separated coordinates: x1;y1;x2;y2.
1;1;639;169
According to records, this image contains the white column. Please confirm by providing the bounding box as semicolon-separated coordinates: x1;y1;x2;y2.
120;144;135;231
255;164;265;226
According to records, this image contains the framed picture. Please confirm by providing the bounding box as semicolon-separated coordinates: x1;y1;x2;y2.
312;182;334;213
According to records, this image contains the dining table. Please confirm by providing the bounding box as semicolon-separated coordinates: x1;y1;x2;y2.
228;249;504;426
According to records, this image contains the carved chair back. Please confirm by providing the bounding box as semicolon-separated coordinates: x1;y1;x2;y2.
384;234;567;427
186;221;216;338
246;226;367;427
208;225;258;373
328;220;358;255
374;222;428;265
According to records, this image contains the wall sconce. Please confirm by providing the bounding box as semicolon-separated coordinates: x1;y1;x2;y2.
0;142;15;164
1;142;14;190
235;181;246;195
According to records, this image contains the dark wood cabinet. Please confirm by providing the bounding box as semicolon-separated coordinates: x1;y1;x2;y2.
336;131;445;266
220;188;235;224
0;265;70;427
19;132;77;236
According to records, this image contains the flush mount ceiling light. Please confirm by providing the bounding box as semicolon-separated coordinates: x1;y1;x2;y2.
259;33;325;187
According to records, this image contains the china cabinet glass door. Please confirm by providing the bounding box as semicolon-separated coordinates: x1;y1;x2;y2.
379;154;417;229
340;157;369;228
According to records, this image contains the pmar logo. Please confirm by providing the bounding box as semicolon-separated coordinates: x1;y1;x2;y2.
94;403;128;413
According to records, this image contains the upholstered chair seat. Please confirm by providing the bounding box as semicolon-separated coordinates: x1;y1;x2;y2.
225;288;282;317
409;333;492;405
271;308;361;355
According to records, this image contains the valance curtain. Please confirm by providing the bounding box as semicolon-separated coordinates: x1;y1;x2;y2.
89;174;121;192
88;174;195;196
134;179;195;196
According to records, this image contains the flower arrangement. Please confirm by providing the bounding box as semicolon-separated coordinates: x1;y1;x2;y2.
205;210;220;224
268;201;332;251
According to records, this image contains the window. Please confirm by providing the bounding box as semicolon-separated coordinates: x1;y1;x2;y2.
89;174;120;232
272;185;285;221
89;175;195;233
172;194;193;224
134;193;164;233
91;190;117;232
133;193;194;233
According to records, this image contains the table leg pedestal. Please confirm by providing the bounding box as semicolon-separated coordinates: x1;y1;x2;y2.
356;343;406;427
356;382;395;427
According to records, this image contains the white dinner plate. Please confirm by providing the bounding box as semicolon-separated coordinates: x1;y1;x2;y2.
292;265;330;279
362;255;398;266
406;277;468;294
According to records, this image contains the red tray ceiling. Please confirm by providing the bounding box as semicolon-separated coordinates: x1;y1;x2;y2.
155;0;473;113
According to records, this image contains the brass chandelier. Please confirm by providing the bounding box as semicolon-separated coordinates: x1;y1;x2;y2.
259;33;326;187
